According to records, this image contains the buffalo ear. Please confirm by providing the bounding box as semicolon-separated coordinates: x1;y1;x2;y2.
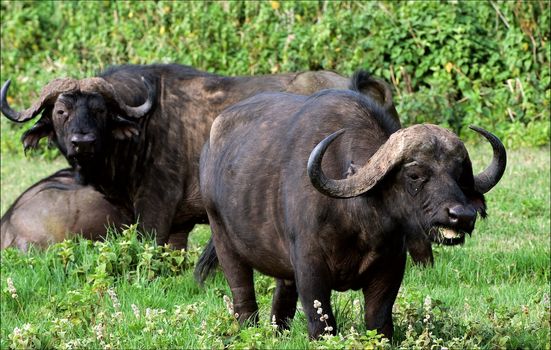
21;116;54;152
344;161;358;178
111;116;140;140
470;193;487;218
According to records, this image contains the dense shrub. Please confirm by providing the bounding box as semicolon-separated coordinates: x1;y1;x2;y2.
0;0;549;156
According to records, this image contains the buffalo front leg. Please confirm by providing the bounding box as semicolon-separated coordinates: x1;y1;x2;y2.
292;248;336;339
133;192;179;246
362;252;406;339
212;231;258;325
406;231;434;266
167;222;197;250
271;278;298;330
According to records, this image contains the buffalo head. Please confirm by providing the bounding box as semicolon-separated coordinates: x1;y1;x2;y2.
308;124;506;243
1;77;154;172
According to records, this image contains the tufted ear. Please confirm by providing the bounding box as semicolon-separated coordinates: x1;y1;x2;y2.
470;193;487;219
344;161;358;178
21;112;55;152
111;116;140;140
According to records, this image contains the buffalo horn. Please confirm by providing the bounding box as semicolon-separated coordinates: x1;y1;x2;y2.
1;78;78;123
79;76;154;118
469;125;507;194
308;127;412;198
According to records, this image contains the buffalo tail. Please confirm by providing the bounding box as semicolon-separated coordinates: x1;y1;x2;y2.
194;238;219;286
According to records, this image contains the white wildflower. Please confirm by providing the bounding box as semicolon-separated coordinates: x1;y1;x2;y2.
271;315;278;329
423;295;432;309
223;295;234;315
7;277;18;299
107;288;120;311
353;299;361;310
131;304;140;319
94;323;105;341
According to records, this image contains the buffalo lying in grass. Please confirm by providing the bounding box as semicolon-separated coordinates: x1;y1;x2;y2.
0;169;186;251
196;80;506;339
1;64;399;249
1;169;130;252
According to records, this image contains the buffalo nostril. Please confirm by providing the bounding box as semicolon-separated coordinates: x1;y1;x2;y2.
448;210;459;224
70;134;96;152
447;205;476;229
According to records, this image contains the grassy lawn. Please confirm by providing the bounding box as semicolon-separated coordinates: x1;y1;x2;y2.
1;145;549;349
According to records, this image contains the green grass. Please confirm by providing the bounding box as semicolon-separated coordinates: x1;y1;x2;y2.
0;151;66;215
1;146;549;349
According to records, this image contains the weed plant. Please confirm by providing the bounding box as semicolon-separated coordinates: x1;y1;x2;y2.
1;0;549;158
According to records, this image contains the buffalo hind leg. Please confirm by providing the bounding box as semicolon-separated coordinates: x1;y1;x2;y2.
211;228;258;325
271;278;298;330
362;252;406;339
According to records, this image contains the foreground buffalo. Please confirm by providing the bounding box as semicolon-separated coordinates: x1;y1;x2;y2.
1;65;397;248
196;87;506;339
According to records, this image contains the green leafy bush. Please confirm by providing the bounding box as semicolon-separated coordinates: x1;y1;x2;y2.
1;1;548;156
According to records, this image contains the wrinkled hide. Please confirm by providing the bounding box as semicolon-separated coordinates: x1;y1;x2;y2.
197;88;505;339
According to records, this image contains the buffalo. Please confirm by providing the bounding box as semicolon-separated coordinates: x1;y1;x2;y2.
196;78;506;339
0;169;190;251
1;64;400;250
1;169;130;252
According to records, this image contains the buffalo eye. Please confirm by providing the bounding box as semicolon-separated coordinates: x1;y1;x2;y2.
404;162;427;196
54;108;68;121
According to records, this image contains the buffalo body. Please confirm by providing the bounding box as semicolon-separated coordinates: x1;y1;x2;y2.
197;84;506;338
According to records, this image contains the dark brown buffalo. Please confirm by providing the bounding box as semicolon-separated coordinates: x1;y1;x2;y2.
1;65;398;249
196;83;506;339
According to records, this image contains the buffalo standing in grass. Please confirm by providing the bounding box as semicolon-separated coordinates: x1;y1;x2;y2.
1;65;399;250
196;83;506;339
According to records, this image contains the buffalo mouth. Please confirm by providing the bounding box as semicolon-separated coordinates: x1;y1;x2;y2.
427;226;467;245
70;151;96;163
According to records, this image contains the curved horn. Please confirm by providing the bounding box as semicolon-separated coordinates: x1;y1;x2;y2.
308;125;431;198
123;77;154;118
80;76;154;118
1;78;78;123
307;129;348;197
469;125;507;194
1;80;21;122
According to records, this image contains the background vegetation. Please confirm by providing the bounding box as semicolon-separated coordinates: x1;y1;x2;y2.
1;1;549;349
0;0;549;156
